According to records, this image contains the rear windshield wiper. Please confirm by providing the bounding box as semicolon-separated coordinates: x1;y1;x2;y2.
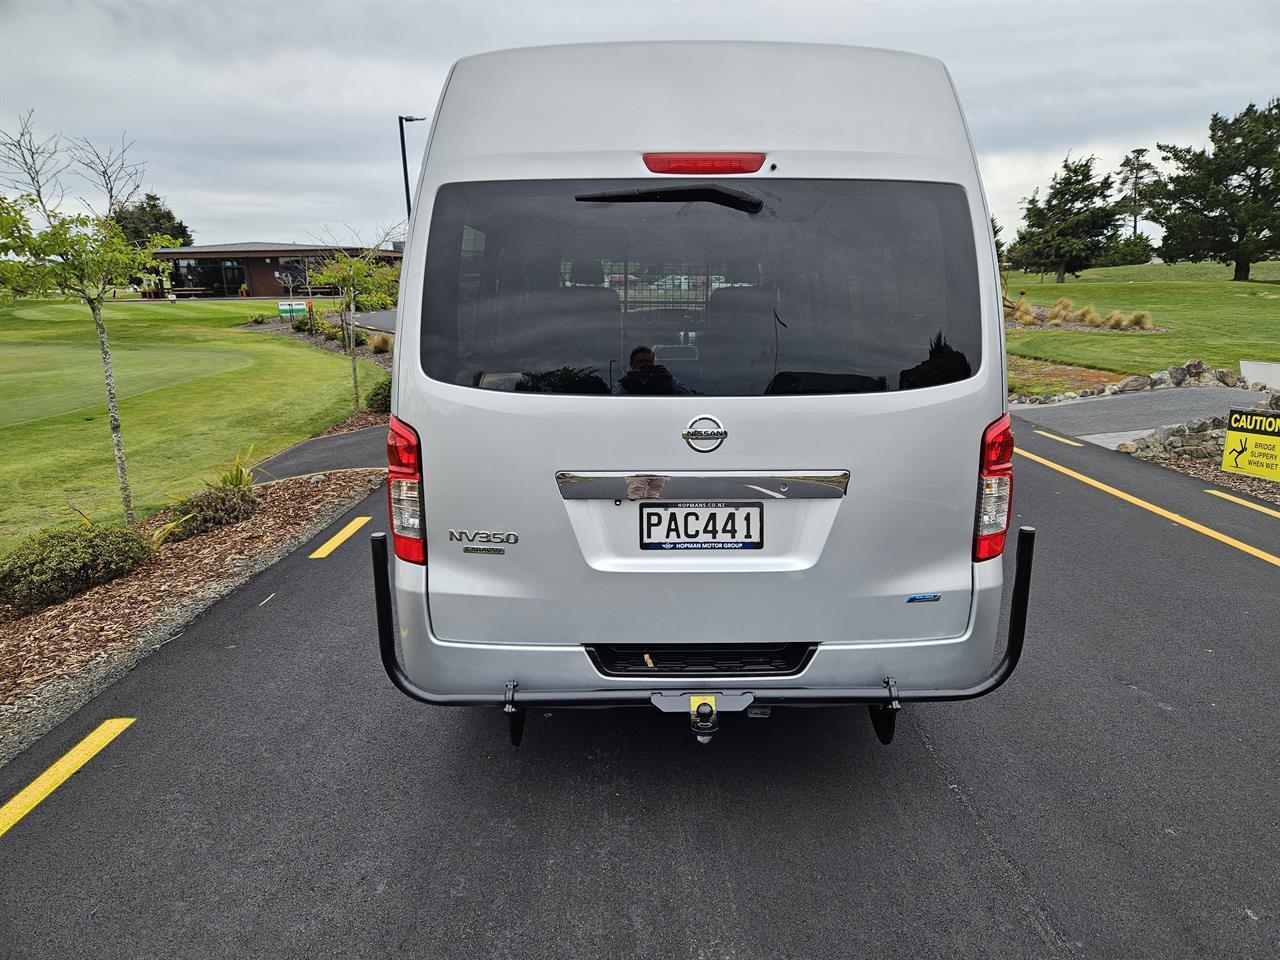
575;184;763;215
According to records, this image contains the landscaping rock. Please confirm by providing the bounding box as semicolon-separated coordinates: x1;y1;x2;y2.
1149;370;1170;387
1213;369;1235;386
1185;359;1207;377
1116;375;1152;393
1105;384;1120;395
1167;366;1189;387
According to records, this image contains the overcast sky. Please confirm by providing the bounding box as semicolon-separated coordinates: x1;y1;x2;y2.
2;0;1277;245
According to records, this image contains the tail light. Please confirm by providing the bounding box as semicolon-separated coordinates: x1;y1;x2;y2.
974;413;1014;562
643;152;766;175
387;415;425;564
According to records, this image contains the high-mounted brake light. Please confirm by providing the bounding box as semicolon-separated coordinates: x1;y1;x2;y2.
387;414;425;564
643;152;766;175
974;413;1014;562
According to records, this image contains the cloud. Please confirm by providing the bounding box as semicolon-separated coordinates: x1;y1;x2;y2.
2;0;1275;243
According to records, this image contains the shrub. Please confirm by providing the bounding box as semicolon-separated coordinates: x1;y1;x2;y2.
355;292;395;312
1046;316;1065;327
1075;305;1102;327
214;447;256;489
366;376;392;412
247;312;271;325
1012;298;1038;325
320;321;341;341
370;332;393;354
290;314;310;333
1106;310;1128;329
348;326;369;348
0;524;151;616
169;486;257;540
1130;310;1153;330
1046;297;1073;321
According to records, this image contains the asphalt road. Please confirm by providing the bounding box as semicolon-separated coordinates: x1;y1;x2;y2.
355;309;396;333
2;417;1277;959
1015;386;1251;437
253;425;386;481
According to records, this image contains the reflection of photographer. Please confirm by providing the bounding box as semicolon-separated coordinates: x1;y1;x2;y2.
615;345;691;395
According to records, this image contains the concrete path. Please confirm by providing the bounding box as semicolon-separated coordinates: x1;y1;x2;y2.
1014;386;1254;448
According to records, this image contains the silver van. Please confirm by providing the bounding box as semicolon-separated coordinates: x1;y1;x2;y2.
371;41;1036;746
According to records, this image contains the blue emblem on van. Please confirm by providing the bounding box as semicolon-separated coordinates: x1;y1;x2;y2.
906;593;942;603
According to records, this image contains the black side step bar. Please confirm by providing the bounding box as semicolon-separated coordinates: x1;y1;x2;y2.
371;526;1037;708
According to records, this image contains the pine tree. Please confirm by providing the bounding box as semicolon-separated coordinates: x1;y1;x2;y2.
1152;100;1279;281
1116;148;1158;238
1014;156;1121;283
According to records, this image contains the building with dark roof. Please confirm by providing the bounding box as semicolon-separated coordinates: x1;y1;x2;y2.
150;242;403;298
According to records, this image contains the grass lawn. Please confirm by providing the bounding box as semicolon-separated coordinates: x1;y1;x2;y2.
0;298;386;551
1002;260;1280;285
1001;262;1280;378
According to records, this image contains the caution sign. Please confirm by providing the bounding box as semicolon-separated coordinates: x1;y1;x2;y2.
1222;408;1280;482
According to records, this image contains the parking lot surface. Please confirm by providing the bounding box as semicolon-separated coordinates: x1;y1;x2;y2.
1;417;1276;959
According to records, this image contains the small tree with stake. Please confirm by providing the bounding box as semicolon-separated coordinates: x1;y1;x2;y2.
310;251;398;414
0;112;175;525
1150;100;1279;282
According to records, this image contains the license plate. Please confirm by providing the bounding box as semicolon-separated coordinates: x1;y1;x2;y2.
639;501;764;550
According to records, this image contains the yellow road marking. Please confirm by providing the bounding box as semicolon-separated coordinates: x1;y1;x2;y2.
1015;448;1280;569
1204;489;1280;521
1033;429;1084;447
0;718;135;840
308;516;371;559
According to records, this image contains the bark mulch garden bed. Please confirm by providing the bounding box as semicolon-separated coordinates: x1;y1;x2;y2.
1146;457;1280;510
0;468;386;767
321;409;390;436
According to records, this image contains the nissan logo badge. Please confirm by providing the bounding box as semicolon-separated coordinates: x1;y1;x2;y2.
682;415;728;453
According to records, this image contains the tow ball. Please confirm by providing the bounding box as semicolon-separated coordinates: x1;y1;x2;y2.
691;698;719;744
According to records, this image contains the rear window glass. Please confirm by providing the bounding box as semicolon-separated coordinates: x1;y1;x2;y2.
421;179;981;396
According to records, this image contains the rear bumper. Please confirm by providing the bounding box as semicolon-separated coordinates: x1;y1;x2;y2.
372;528;1037;710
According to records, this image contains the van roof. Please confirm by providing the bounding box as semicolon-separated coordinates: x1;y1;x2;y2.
428;42;974;177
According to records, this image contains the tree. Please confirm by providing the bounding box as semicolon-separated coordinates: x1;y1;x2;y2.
1;112;175;525
1013;156;1120;282
311;250;399;414
1094;233;1156;267
1151;100;1279;281
1115;148;1158;239
990;217;1005;263
114;192;192;247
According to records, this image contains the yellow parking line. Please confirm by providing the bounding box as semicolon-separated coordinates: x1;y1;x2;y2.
1015;448;1280;569
1204;489;1280;521
308;515;371;559
0;718;135;840
1032;429;1084;447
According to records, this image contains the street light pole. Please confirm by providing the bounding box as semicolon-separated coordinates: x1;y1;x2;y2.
398;115;428;220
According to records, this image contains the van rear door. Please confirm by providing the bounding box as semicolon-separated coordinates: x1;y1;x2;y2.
410;178;994;647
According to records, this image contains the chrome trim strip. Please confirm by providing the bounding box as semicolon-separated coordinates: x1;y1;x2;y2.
555;471;850;500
